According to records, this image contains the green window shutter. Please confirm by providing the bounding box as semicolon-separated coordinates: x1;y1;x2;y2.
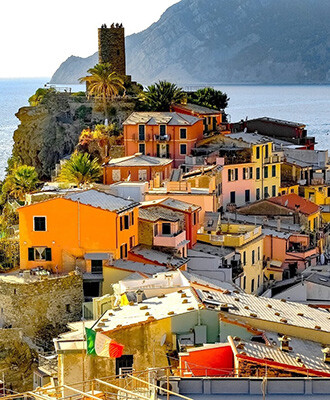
45;248;52;261
28;248;35;261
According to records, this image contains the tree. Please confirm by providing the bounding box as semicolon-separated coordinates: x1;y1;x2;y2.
140;81;186;111
79;63;125;122
28;88;55;106
188;87;229;110
2;165;39;202
58;152;102;185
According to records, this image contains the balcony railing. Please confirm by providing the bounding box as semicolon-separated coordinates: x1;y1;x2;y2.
131;133;151;142
264;155;283;164
154;134;171;141
154;230;186;248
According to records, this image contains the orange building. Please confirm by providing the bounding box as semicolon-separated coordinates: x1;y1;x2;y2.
171;103;223;133
18;189;139;274
123;112;204;168
103;153;173;184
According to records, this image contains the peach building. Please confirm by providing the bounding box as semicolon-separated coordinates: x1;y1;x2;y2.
18;189;139;274
103;153;173;184
123;112;204;167
171;103;224;133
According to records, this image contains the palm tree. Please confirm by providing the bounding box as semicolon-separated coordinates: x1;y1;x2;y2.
140;81;186;111
79;63;124;122
5;165;39;201
58;152;102;185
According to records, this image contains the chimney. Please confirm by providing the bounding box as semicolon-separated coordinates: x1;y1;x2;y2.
23;270;31;282
279;335;291;352
322;347;330;364
277;218;281;232
220;303;229;312
136;289;144;304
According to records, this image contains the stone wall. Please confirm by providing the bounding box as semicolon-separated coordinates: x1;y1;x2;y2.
0;272;83;341
0;328;36;392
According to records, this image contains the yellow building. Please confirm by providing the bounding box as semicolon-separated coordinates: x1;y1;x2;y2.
304;185;330;205
221;132;282;200
197;216;264;294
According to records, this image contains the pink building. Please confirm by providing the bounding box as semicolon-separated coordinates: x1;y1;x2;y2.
221;161;256;208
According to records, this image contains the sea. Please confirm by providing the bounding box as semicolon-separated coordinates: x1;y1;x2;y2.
0;78;329;180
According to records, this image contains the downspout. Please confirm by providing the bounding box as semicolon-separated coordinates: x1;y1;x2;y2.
261;145;264;199
77;198;81;248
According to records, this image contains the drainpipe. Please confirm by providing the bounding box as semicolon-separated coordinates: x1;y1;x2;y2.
261;145;264;199
77;198;81;248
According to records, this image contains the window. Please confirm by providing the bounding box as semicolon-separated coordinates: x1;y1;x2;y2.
249;168;253;179
272;165;276;177
120;244;128;259
235;168;238;181
272;185;276;197
34;217;46;231
245;189;250;202
159;124;166;136
66;304;71;313
243;167;253;180
112;169;121;182
251;279;255;293
243;251;246;266
264;166;268;178
117;49;120;56
138;125;145;141
193;212;197;225
180;144;187;155
256;188;260;201
130;212;134;226
257;275;260;288
124;215;129;229
243;276;246;290
230;191;236;204
138;143;145;155
258;246;260;260
162;223;171;235
28;247;51;261
228;169;232;182
256;168;260;180
91;259;102;274
264;186;269;198
270;273;274;280
180;128;187;139
116;355;133;376
252;250;255;265
264;144;269;159
129;236;135;249
138;169;147;181
256;146;260;159
243;168;247;180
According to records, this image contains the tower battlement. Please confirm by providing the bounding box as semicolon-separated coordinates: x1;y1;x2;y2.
98;23;126;76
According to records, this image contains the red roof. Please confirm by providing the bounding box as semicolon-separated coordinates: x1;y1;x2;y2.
268;193;319;215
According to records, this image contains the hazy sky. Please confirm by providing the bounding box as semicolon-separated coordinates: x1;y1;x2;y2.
0;0;180;78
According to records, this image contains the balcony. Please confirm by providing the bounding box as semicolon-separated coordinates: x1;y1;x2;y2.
286;246;318;259
153;230;186;248
154;134;171;141
264;154;283;164
131;133;151;142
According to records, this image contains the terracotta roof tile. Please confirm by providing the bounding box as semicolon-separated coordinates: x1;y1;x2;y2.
268;193;319;215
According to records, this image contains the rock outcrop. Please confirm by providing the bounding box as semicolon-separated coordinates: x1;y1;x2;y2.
50;0;330;85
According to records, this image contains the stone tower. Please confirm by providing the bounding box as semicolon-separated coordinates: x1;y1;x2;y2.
98;23;126;76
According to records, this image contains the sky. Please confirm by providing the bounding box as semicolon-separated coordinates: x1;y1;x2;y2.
0;0;180;78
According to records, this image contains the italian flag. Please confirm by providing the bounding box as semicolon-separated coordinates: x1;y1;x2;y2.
85;328;124;358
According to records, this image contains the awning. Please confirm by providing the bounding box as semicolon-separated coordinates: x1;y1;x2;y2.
84;252;110;260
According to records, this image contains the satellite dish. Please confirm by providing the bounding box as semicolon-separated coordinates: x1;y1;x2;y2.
284;200;289;207
160;334;167;346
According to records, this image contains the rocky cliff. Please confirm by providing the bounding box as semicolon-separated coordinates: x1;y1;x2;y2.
12;92;136;180
50;0;330;85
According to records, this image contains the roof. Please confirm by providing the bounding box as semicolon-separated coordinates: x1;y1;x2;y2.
225;132;274;145
129;245;188;268
139;206;182;223
192;242;235;258
195;286;330;333
305;273;330;288
173;103;223;115
123;112;201;126
111;260;167;276
203;212;221;231
65;189;139;213
229;335;330;376
105;153;172;167
250;117;305;128
268;193;319;216
92;288;200;332
181;270;239;292
141;197;201;213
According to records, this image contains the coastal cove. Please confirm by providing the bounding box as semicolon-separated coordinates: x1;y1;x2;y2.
0;79;329;179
